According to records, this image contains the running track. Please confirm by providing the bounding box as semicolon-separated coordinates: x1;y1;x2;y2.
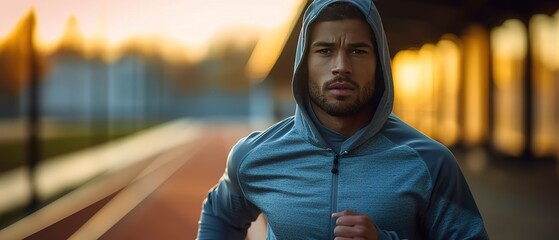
4;122;266;239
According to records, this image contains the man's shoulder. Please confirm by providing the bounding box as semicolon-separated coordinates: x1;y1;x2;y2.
230;116;296;159
382;114;454;161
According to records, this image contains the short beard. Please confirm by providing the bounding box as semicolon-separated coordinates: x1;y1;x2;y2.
309;76;375;117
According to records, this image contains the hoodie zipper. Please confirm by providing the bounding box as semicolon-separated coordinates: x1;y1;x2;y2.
329;153;340;240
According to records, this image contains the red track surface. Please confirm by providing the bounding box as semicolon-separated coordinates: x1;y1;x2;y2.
23;123;263;239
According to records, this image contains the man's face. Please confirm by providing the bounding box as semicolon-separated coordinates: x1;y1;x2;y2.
307;19;377;117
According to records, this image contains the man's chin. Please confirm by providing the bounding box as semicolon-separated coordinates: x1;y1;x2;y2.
323;103;361;117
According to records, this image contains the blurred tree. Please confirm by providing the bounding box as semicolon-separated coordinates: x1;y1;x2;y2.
0;10;46;97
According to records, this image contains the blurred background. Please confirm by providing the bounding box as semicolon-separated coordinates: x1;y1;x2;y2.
0;0;558;239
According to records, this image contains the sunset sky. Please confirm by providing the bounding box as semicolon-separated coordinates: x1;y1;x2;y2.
0;0;302;59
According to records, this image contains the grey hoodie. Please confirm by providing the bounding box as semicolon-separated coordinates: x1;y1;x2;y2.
198;0;488;239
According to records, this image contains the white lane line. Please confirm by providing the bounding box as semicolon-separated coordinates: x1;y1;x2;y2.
35;119;202;199
0;119;202;239
68;130;211;240
0;168;32;216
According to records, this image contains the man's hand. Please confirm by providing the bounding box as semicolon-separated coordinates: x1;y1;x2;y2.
331;210;378;240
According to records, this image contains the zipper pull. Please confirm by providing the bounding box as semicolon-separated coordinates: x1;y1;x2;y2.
331;154;339;174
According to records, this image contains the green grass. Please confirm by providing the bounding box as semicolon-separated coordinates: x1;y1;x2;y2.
0;122;161;173
0;133;129;172
0;121;165;228
0;141;26;172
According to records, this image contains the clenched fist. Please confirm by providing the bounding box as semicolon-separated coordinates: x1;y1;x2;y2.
331;210;378;240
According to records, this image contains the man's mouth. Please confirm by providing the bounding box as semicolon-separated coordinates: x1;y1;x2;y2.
327;82;356;96
327;82;356;90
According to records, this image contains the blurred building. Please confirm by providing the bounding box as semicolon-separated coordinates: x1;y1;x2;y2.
0;14;258;124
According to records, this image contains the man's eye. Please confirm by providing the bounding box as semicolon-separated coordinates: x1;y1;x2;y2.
351;49;367;54
317;49;332;54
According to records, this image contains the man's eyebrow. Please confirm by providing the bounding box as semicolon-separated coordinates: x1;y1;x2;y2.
311;41;336;48
347;42;373;48
310;41;373;48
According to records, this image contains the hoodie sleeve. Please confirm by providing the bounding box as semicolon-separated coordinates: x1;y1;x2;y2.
420;146;489;240
197;139;261;239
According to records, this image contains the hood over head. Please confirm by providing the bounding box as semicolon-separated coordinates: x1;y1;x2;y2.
292;0;394;148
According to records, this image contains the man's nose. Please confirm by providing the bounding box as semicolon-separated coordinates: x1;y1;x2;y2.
331;52;352;75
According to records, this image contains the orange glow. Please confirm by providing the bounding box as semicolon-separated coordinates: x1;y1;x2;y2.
392;46;437;138
490;19;527;157
393;51;422;98
555;11;559;161
530;13;558;157
392;50;423;127
392;37;462;145
462;25;490;146
436;36;461;146
417;44;436;137
246;0;308;81
0;0;302;62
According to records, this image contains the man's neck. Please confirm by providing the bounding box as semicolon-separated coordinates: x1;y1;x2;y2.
310;102;373;137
